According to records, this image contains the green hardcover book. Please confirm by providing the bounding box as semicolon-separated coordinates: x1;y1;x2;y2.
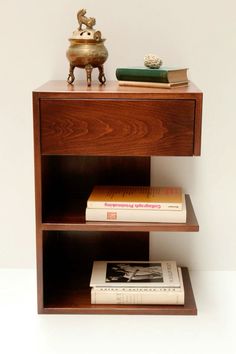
116;66;188;84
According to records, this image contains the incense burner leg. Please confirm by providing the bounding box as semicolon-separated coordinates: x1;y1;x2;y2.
67;64;75;84
98;65;106;84
85;64;93;86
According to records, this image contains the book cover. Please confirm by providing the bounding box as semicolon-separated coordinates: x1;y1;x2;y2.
91;267;184;305
116;66;188;83
86;194;186;223
87;185;183;211
90;260;180;288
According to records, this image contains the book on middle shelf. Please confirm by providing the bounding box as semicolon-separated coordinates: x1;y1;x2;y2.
87;186;183;211
86;197;186;222
90;261;184;305
86;187;186;223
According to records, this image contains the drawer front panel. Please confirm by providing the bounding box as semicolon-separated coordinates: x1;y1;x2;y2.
40;99;195;156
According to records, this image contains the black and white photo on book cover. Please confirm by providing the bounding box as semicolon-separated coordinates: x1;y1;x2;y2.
90;261;180;288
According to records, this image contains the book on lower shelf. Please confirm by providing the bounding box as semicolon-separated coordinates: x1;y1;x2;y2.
86;194;186;223
116;66;188;84
90;261;184;305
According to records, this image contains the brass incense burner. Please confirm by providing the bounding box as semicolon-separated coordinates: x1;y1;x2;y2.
66;9;108;86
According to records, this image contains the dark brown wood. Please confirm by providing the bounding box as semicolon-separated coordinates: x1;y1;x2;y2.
194;94;203;155
33;81;202;315
40;99;195;156
33;93;44;313
34;80;202;99
42;230;149;312
34;81;202;156
41;155;150;222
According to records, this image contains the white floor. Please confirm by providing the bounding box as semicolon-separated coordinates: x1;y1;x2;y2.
0;269;235;354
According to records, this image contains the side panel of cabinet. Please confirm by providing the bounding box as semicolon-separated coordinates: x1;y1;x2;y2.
40;99;196;156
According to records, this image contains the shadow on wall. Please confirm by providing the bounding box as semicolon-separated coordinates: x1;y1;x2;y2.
151;157;198;194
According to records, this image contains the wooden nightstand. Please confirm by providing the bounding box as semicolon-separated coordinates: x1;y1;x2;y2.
33;81;202;314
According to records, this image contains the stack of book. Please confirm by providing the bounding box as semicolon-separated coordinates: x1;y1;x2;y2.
85;185;186;223
116;66;189;89
90;260;184;305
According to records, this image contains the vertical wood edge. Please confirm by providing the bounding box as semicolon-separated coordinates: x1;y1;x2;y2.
193;93;203;156
33;92;44;311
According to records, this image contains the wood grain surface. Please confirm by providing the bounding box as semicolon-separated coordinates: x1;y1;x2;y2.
40;99;195;156
33;81;202;314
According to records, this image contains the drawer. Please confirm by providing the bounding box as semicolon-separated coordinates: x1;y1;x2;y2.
40;99;196;156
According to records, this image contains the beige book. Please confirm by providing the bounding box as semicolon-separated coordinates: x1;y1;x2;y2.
86;195;186;223
118;80;189;89
91;267;184;305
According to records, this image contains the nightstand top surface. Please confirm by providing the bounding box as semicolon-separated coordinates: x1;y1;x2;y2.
33;81;202;99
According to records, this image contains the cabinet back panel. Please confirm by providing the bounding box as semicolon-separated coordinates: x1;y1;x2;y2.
40;99;195;156
43;231;149;307
41;156;150;223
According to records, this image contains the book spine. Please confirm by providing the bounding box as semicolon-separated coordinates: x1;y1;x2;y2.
116;68;169;83
87;200;182;211
91;287;184;305
118;81;189;89
85;209;186;223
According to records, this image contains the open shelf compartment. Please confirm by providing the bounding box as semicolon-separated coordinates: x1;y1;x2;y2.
41;231;197;315
41;156;199;232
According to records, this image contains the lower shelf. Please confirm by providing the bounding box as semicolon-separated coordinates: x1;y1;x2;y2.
42;267;197;315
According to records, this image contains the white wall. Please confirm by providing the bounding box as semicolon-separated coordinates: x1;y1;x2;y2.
0;0;235;269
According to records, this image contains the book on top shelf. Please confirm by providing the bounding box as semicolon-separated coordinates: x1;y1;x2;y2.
91;267;184;305
118;80;189;89
86;194;186;223
116;66;188;83
87;185;183;211
90;260;180;288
